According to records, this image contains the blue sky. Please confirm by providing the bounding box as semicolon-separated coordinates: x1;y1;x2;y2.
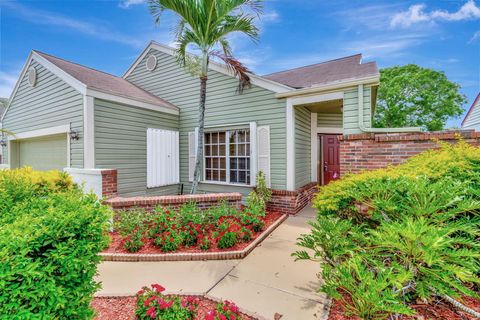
1;0;479;127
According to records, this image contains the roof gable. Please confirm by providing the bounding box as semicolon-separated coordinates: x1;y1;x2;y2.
35;51;177;111
462;92;480;127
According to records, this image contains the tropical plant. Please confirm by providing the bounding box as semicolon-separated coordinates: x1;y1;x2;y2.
294;142;480;319
148;0;263;193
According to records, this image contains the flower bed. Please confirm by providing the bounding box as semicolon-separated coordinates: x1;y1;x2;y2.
92;284;256;320
103;201;282;256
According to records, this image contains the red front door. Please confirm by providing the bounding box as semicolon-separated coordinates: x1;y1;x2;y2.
321;134;341;185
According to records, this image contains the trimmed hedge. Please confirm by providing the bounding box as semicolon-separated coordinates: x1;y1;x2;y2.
0;168;111;319
295;142;480;319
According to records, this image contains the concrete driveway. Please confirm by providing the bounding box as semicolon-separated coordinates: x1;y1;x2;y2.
96;205;329;319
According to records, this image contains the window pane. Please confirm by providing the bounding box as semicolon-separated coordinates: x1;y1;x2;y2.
205;133;211;144
239;171;246;183
220;169;226;181
220;158;226;169
212;145;218;156
219;132;226;143
206;158;212;169
238;158;246;170
205;145;211;156
219;144;226;156
230;170;237;183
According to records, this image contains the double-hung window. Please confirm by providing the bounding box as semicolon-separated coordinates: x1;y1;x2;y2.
204;129;250;185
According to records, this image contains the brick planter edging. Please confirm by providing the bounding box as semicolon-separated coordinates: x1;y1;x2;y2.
99;214;287;262
104;192;243;211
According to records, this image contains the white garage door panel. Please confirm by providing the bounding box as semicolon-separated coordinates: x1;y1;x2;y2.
18;134;68;171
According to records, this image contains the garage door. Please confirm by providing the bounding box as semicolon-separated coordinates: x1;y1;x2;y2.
18;134;68;171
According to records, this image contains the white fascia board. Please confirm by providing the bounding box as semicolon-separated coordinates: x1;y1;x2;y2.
8;124;71;140
123;41;293;94
275;75;380;99
86;89;179;116
290;92;344;106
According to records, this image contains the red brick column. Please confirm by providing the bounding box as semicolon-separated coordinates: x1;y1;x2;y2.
101;169;118;198
267;182;317;215
340;130;480;174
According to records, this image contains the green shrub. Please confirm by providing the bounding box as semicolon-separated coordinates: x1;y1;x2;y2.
217;232;237;249
294;142;480;319
0;168;111;319
124;230;144;253
245;171;271;216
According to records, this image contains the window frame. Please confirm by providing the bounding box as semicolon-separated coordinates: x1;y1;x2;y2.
203;128;251;186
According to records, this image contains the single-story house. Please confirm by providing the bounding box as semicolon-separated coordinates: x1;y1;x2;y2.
0;41;419;212
462;93;480;131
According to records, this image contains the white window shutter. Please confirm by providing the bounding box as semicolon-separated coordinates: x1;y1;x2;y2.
249;122;257;186
257;125;271;187
147;128;179;188
188;129;198;182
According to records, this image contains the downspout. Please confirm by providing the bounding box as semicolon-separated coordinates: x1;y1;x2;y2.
357;84;421;133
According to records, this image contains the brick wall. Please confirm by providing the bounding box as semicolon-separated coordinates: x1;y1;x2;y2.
104;192;242;211
267;182;317;215
101;169;118;198
340;130;480;174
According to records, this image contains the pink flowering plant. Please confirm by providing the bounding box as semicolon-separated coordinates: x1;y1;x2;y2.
135;284;199;320
205;300;242;320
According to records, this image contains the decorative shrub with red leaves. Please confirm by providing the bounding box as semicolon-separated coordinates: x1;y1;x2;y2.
205;300;242;320
135;284;199;320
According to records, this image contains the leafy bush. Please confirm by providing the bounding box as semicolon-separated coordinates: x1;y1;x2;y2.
0;168;111;319
136;284;199;320
217;231;238;249
294;142;480;319
205;300;242;320
245;171;271;216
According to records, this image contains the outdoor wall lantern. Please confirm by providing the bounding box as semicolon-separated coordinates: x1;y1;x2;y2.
69;130;79;141
0;140;6;147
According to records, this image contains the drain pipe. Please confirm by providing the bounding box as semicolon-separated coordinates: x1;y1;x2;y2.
357;84;422;133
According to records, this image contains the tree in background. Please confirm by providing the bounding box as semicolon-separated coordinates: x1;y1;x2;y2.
374;64;466;131
148;0;262;194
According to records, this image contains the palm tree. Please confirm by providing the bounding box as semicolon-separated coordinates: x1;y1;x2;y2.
148;0;263;194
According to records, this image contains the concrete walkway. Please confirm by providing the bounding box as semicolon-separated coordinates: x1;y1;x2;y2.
96;205;329;320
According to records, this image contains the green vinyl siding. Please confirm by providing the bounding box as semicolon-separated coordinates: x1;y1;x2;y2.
2;60;83;167
126;49;287;194
94;98;179;197
463;99;480;130
343;86;372;135
317;113;342;128
295;106;311;189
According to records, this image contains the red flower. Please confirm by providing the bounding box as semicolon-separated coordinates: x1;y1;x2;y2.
144;296;155;307
136;289;144;296
146;306;156;319
158;299;174;310
151;284;165;293
205;310;216;320
170;237;174;242
219;314;227;320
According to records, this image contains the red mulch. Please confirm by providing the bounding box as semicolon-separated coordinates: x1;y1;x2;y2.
328;294;480;320
91;296;256;320
102;211;282;254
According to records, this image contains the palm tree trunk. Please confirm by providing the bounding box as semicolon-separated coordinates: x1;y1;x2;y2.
190;74;207;194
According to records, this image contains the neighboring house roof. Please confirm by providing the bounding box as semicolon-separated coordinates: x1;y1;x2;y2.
263;54;379;89
34;51;178;111
461;92;480;127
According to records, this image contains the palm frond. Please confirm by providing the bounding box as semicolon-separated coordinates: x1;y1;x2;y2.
210;50;251;92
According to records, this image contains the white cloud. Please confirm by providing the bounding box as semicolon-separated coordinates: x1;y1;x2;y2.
470;30;480;42
2;1;150;48
391;0;480;28
344;35;426;59
119;0;146;9
261;10;280;22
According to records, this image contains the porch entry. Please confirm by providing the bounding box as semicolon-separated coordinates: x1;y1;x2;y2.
318;134;341;185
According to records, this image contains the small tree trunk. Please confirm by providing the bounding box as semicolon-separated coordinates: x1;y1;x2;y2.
190;75;207;194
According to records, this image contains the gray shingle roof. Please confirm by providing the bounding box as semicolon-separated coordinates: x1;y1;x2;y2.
35;51;178;111
263;54;379;89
